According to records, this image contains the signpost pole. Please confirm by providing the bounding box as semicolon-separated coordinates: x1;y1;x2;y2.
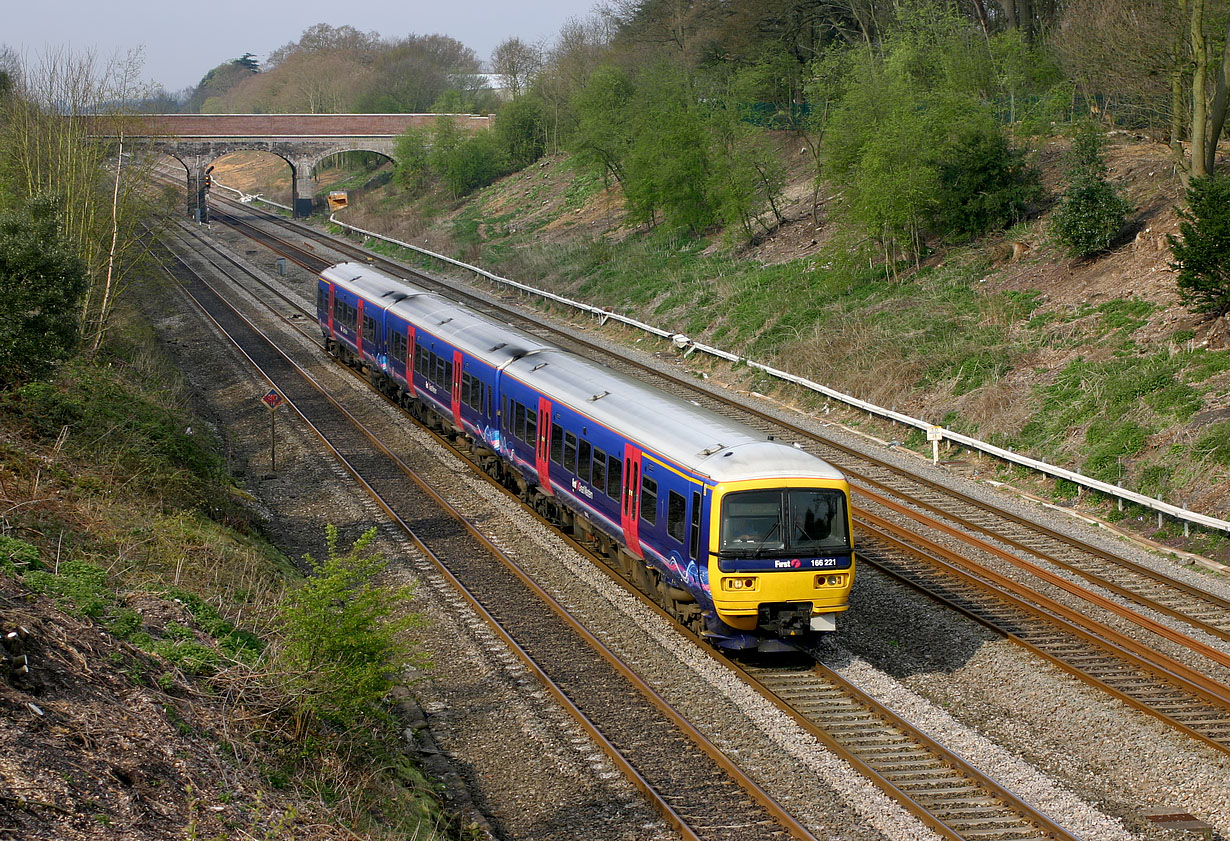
928;426;943;465
259;388;285;473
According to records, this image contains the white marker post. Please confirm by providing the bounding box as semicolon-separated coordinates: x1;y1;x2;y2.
927;425;943;465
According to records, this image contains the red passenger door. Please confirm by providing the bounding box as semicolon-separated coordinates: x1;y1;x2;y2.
536;397;553;495
406;324;416;395
621;444;643;558
451;351;463;428
327;285;335;338
356;298;365;357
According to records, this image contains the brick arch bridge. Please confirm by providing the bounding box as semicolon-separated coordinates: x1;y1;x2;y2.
129;113;491;218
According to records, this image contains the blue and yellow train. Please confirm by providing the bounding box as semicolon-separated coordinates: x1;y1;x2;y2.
317;262;855;651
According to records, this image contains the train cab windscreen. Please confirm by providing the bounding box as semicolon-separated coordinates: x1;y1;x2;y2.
720;489;849;557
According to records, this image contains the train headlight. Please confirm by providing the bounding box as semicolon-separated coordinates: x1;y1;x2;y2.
815;573;848;588
723;576;758;591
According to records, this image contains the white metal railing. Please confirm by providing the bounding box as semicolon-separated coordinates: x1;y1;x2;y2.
322;212;1230;537
213;179;292;213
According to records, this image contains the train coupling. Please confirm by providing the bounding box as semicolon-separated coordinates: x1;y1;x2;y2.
758;602;814;637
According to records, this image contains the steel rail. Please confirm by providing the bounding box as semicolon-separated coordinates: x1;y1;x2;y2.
848;472;1230;645
168;217;1089;841
853;483;1230;670
854;514;1230;754
156;235;821;841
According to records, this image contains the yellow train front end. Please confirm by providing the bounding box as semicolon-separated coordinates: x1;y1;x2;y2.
709;478;855;641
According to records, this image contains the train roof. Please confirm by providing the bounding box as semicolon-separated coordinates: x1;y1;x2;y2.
321;262;423;303
324;263;556;367
322;263;843;484
504;350;843;484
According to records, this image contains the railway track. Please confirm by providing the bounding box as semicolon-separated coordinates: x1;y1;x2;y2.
205;198;1230;678
168;207;1096;841
158;230;820;841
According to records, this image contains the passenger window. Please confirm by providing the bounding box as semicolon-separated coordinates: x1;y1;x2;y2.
514;402;526;442
526;409;537;450
592;448;607;495
550;423;563;465
607;455;621;501
577;439;591;484
689;491;702;559
564;432;577;473
667;491;685;542
640;474;655;525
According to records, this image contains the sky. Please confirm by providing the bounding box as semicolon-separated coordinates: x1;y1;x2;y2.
4;0;594;93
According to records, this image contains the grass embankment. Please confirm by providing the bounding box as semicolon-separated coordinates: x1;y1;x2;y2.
0;300;451;839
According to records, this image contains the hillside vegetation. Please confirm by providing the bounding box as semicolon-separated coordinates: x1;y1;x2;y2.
207;0;1230;556
296;133;1229;558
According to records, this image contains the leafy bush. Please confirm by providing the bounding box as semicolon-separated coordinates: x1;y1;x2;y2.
1051;122;1131;257
931;127;1042;243
1169;175;1230;317
494;95;547;169
0;195;89;387
393;128;430;191
273;525;426;732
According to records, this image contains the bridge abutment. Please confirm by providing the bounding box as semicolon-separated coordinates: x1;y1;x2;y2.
291;161;315;218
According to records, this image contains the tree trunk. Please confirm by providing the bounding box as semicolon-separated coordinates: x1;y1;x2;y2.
1172;0;1191;184
1019;0;1035;42
971;0;992;42
1203;16;1230;175
92;134;122;353
1190;0;1209;178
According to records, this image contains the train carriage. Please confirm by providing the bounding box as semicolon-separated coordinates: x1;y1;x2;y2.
506;349;854;649
318;264;403;373
318;262;854;651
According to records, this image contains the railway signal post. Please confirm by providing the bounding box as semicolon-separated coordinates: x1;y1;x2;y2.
261;388;285;471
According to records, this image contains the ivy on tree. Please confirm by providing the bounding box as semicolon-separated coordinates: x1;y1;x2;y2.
1169;175;1230;318
0;195;88;386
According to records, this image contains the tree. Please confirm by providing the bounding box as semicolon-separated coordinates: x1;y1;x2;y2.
0;48;166;349
265;23;380;68
393;127;431;190
494;95;547;168
1056;0;1230;183
492;37;544;98
0;195;88;386
1170;175;1230;317
235;53;260;73
273;525;425;733
182;59;258;113
1051;121;1131;257
571;65;637;186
